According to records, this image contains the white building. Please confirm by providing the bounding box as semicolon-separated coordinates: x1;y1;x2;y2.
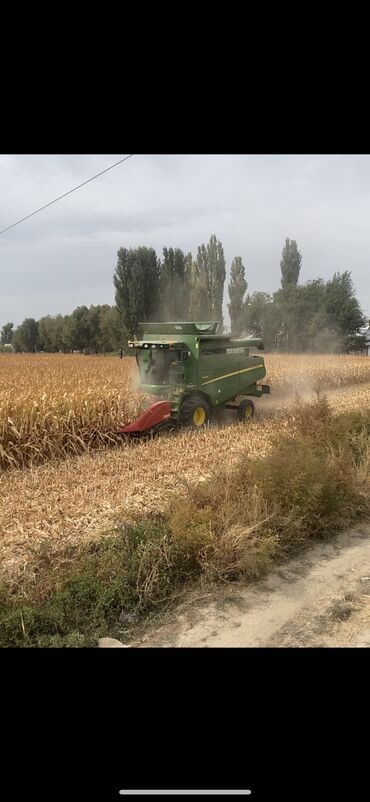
351;324;370;356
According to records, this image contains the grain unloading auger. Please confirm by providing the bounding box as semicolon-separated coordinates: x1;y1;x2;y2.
118;321;270;438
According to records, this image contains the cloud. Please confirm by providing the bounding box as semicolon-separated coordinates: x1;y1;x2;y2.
1;154;370;326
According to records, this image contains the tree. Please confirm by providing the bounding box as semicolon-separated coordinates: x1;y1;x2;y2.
114;248;145;338
114;246;160;337
188;257;210;319
159;247;189;319
272;285;300;351
51;315;67;352
139;247;160;320
62;306;90;352
99;305;125;352
37;315;66;352
228;257;247;336
13;319;38;352
244;292;278;349
36;307;125;353
207;234;226;325
38;316;55;351
292;280;328;352
183;252;193;320
325;271;365;350
86;305;102;353
271;280;328;352
191;235;226;324
261;271;365;353
1;322;13;345
280;237;302;289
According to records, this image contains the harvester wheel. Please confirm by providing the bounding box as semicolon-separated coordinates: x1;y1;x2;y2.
180;396;210;429
238;399;255;421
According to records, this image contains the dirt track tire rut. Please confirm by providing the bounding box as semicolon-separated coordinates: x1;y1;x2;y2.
134;526;370;648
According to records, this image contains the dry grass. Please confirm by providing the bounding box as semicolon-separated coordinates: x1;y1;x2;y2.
3;395;370;647
2;353;370;589
265;353;370;394
0;415;283;583
0;354;145;470
2;352;370;472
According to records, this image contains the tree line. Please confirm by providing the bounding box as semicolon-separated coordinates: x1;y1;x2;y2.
113;235;226;336
1;234;366;354
228;238;366;352
113;235;366;352
0;305;122;353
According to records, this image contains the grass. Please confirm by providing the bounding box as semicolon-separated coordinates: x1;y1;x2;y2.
2;395;370;647
0;522;170;647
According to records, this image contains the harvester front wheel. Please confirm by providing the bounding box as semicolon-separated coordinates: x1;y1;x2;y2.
180;396;210;429
238;399;255;421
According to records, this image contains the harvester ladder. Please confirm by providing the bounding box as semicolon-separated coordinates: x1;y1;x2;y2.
170;361;185;397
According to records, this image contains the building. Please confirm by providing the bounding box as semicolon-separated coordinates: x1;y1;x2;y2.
350;324;370;356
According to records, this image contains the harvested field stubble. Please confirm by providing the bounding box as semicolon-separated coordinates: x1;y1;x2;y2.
3;396;370;647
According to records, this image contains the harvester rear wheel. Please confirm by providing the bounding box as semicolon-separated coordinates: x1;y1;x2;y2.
238;399;255;421
180;396;210;429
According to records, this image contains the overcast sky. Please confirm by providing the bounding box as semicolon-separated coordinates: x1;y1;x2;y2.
1;154;370;328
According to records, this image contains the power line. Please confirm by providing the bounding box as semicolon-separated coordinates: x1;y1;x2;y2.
0;154;134;236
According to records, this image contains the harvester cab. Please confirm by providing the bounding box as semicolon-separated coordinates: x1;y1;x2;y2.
118;321;270;436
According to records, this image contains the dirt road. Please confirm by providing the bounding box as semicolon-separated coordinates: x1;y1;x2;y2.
134;526;370;647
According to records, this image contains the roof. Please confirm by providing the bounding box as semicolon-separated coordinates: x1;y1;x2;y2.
138;322;220;335
129;335;263;349
128;340;185;348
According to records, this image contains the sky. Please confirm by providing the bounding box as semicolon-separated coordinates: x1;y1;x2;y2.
1;153;370;329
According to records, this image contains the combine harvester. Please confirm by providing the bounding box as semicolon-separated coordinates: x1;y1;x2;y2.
119;321;270;437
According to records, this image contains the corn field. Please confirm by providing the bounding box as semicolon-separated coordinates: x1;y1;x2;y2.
2;352;370;472
0;354;145;471
2;352;370;585
265;353;370;393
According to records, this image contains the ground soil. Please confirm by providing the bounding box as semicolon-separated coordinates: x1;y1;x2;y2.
131;525;370;648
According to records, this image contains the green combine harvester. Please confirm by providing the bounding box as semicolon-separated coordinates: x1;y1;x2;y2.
119;321;270;436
